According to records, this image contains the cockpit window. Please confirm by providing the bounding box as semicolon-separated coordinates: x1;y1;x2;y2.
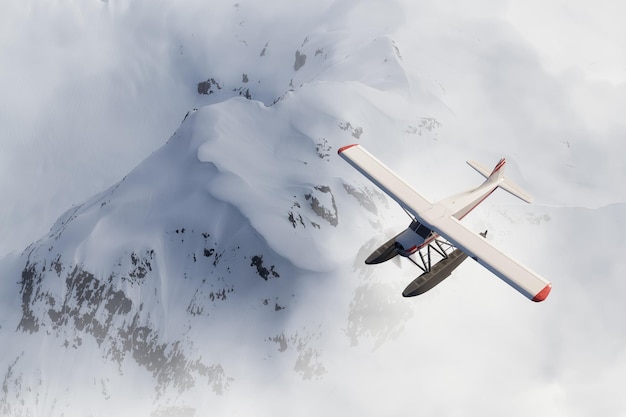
409;220;432;239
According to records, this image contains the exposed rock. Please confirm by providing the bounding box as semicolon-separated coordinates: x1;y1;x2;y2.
294;50;307;71
250;255;280;280
342;183;388;215
267;330;326;380
17;258;232;396
197;78;222;95
338;121;363;139
304;186;338;227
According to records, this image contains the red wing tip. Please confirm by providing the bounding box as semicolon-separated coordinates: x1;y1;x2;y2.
532;283;552;302
338;144;359;154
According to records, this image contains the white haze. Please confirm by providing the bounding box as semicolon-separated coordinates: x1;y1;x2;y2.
1;1;626;416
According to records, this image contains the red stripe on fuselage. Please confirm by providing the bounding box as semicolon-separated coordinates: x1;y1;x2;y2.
456;187;498;221
413;235;438;252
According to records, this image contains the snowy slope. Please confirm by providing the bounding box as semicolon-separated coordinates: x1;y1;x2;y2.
0;10;443;416
2;1;626;417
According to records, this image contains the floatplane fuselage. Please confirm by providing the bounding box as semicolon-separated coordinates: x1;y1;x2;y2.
339;144;551;301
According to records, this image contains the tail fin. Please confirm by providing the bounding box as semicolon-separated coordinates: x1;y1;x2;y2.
467;159;534;203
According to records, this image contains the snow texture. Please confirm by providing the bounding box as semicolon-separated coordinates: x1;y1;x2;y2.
1;1;626;416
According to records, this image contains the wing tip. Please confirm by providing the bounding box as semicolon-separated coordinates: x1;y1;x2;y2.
338;144;359;154
531;283;552;302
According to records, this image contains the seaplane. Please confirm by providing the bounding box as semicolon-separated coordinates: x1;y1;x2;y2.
338;144;552;302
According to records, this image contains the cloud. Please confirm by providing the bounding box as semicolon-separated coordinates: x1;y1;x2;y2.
505;1;626;84
1;1;626;416
391;2;626;207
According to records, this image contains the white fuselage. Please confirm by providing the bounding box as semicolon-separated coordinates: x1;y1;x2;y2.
338;144;551;302
394;179;501;256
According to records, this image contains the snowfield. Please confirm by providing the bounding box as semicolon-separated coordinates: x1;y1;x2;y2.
1;1;626;416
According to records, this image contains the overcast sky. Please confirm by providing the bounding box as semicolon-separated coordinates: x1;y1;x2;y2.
1;1;626;416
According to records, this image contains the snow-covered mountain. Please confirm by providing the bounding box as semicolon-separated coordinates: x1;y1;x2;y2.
0;6;440;415
2;1;626;416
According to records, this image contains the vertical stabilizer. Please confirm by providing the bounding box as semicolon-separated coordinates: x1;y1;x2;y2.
467;159;534;203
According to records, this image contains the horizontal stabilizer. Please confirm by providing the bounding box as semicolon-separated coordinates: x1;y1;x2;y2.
466;160;491;179
468;159;534;204
500;178;534;204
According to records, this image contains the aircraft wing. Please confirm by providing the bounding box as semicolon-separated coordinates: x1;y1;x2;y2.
338;143;551;302
428;216;551;301
338;144;432;214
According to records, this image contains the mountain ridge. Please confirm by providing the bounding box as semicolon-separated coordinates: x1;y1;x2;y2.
0;20;433;413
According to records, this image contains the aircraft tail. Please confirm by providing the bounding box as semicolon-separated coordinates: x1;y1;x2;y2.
467;159;534;203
